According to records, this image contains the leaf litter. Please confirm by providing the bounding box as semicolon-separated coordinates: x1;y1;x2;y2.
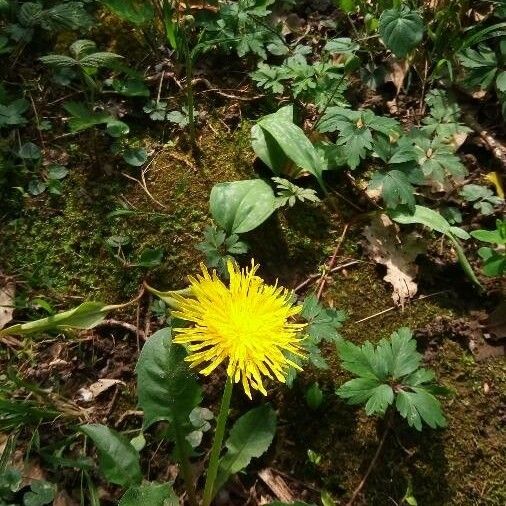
363;213;426;307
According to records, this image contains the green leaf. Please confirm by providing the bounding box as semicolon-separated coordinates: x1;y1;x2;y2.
496;70;506;92
305;382;324;410
379;7;424;58
123;147;148;167
63;101;113;132
375;327;421;379
257;112;325;185
47;165;68;180
395;388;447;431
391;205;466;238
39;54;78;67
18;142;41;160
210;179;278;234
215;405;276;494
102;0;154;25
80;424;142;487
136;328;202;429
369;170;416;211
133;248;164;268
337;377;382;405
338;0;356;13
0;99;29;127
364;384;394;415
23;480;55;506
119;482;178;506
106;119;130;137
301;294;346;343
0;301;119;337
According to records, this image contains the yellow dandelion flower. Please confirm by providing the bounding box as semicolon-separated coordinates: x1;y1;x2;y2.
172;260;305;398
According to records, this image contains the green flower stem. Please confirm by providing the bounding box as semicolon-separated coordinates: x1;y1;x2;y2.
173;420;199;506
202;377;234;506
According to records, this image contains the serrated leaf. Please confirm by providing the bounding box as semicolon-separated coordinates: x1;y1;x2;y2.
376;327;421;379
336;340;379;379
395;388;446;431
369;170;416;211
80;424;141;487
301;295;345;343
337;377;382;405
135;328;202;429
364;383;394;415
215;405;276;494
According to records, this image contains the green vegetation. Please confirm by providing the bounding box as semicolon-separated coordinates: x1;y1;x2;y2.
0;1;505;505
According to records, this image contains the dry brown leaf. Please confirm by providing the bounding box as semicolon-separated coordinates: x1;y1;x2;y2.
385;58;410;95
363;214;425;306
78;378;125;402
0;276;15;330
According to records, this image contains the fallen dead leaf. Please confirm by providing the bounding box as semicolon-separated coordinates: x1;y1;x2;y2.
385;57;410;95
363;214;425;306
78;378;125;402
0;275;15;330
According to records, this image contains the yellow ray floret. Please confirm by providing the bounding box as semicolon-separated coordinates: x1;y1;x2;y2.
172;260;306;398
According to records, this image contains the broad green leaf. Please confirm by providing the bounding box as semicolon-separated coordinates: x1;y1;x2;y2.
215;405;276;494
379;7;424;58
135;328;202;429
123;147;147;167
210;179;278;234
119;482;178;506
256;108;326;186
0;301;119;337
23;480;55;506
252;123;289;176
106;119;129;137
102;0;154;25
18;142;41;160
395;388;446;431
80;424;141;487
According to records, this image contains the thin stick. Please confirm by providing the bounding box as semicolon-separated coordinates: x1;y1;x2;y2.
28;93;45;149
121;172;167;210
294;260;361;293
316;224;349;300
346;412;393;506
354;290;450;324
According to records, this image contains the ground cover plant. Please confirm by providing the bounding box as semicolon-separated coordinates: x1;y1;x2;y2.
0;1;505;505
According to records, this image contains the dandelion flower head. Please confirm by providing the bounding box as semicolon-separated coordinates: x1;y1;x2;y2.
172;261;305;398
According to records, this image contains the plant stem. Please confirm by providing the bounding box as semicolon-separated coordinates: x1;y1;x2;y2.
202;377;233;506
346;410;393;506
173;420;199;506
185;38;196;149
